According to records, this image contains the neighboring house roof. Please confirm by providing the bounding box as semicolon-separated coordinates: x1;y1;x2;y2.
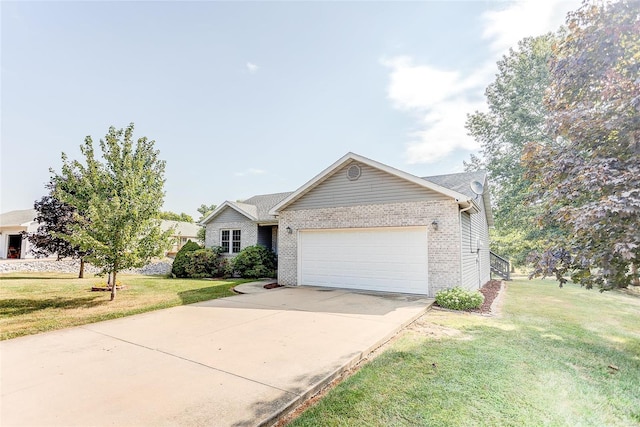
424;170;494;226
160;220;202;237
0;209;37;228
199;192;292;225
270;152;476;215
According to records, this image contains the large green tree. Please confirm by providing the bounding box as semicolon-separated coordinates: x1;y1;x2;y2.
465;34;556;266
524;0;640;289
54;123;172;300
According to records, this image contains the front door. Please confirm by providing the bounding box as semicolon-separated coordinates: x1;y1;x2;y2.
7;234;22;259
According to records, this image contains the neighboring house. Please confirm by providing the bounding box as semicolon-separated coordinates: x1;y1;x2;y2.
161;220;203;257
201;152;495;297
0;210;200;259
0;209;38;259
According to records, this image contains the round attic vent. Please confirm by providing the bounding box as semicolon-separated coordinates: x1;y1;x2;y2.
346;164;361;181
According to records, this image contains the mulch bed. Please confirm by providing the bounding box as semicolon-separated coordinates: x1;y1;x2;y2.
264;283;283;289
470;279;502;314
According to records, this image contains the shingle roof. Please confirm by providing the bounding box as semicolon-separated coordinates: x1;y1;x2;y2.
422;170;488;199
241;191;294;222
0;209;37;227
423;170;493;226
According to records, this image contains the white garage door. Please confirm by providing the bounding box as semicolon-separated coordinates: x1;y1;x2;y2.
298;227;428;295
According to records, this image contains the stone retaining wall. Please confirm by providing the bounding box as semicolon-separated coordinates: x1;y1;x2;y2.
0;259;173;276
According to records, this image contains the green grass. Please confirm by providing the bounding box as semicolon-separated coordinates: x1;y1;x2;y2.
290;278;640;426
0;272;250;340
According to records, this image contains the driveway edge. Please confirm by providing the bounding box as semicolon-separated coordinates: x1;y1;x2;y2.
258;300;434;427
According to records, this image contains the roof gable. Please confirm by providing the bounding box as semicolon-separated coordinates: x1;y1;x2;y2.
270;152;471;214
199;192;292;225
199;201;257;225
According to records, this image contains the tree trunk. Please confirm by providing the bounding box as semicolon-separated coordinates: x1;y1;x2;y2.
78;258;85;279
110;270;117;301
632;264;640;287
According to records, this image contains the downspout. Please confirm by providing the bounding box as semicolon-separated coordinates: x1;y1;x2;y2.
459;203;474;288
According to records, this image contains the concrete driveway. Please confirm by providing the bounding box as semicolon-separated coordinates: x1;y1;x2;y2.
1;286;432;426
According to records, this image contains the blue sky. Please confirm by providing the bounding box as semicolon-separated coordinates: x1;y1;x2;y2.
1;0;579;219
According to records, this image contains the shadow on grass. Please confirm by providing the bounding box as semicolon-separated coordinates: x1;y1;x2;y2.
0;276;79;280
178;285;236;305
0;296;107;316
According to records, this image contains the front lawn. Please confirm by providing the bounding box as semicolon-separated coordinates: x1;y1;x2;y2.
0;273;249;340
289;278;640;426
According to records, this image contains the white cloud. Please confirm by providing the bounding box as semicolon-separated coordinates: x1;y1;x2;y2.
234;168;266;177
381;56;461;110
382;57;486;163
481;0;580;54
384;0;581;164
246;62;259;74
406;98;486;163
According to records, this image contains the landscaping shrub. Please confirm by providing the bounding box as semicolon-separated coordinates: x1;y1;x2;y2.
435;287;484;310
232;245;277;279
183;247;227;278
171;240;201;278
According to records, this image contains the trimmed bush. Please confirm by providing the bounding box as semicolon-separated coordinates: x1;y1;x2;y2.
183;247;227;278
435;287;484;311
232;245;277;279
171;240;201;278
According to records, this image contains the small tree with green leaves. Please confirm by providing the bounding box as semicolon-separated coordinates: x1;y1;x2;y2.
195;203;216;243
54;123;172;300
197;204;217;221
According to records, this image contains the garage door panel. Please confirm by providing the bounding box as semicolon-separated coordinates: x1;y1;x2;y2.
299;227;428;295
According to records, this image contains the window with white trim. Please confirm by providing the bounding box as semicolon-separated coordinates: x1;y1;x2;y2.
221;229;241;253
232;230;241;253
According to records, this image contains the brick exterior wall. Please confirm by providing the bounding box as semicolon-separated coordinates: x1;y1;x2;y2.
277;200;462;297
205;220;258;257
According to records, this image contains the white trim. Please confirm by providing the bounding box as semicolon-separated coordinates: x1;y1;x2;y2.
269;152;471;215
220;228;242;254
